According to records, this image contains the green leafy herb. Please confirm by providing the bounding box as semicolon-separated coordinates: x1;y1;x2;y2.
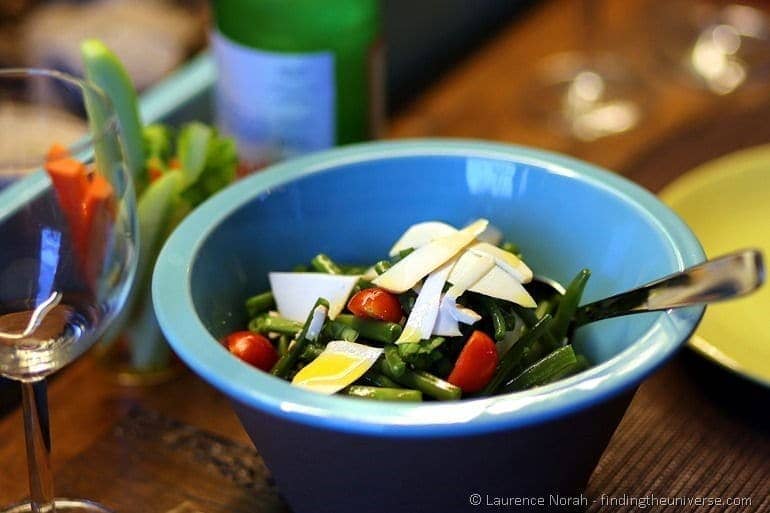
398;337;446;370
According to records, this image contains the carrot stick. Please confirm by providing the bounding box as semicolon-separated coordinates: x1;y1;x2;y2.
45;146;115;293
45;157;89;214
46;143;70;161
45;156;90;261
81;173;115;287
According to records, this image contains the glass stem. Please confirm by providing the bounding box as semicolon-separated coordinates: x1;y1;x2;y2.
21;380;55;513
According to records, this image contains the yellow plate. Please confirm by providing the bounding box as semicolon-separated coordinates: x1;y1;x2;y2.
660;145;770;387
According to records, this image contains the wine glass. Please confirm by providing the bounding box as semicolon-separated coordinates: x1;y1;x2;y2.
645;0;770;95
520;0;651;141
0;69;137;512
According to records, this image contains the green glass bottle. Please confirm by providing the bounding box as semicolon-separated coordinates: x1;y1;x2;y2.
211;0;382;166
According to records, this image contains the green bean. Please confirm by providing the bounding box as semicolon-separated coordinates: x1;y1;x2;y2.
311;253;342;274
549;269;591;343
248;315;302;336
334;314;402;344
408;370;462;401
502;308;520;332
501;345;579;392
534;298;555;320
361;371;401;388
340;264;368;275
546;357;588;383
511;304;539;328
500;241;520;255
390;248;414;264
398;337;445;366
277;335;290;357
481;314;553;395
298;342;324;362
383;345;406;377
271;298;329;378
398;292;417;315
378;360;461;400
511;303;560;348
402;353;429;371
480;297;507;341
373;260;391;275
540;354;590;384
292;264;310;272
344;385;422;402
245;291;275;317
518;339;549;369
322;320;359;343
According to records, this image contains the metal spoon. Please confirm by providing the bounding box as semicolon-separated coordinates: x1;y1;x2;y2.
532;249;765;330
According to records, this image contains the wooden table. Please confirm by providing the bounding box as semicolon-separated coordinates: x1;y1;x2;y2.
2;0;769;510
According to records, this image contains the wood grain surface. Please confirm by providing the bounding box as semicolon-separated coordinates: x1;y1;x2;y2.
54;407;287;513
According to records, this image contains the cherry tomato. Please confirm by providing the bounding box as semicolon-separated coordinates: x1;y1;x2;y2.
347;287;403;323
225;331;279;371
447;330;499;394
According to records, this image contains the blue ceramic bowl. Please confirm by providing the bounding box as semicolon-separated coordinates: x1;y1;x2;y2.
153;140;704;513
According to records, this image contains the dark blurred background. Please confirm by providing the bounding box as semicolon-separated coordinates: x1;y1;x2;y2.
0;0;534;113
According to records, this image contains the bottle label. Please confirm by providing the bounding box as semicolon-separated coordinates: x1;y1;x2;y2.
212;30;335;166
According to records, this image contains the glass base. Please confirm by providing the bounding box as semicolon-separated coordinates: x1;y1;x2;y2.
520;51;650;141
1;498;113;513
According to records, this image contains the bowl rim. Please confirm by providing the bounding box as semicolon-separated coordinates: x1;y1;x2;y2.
152;139;705;437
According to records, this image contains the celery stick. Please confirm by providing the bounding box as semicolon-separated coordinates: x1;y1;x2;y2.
177;122;212;188
129;170;182;368
136;171;182;287
81;39;147;194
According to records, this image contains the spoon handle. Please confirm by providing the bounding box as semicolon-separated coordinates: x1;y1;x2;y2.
574;249;765;326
